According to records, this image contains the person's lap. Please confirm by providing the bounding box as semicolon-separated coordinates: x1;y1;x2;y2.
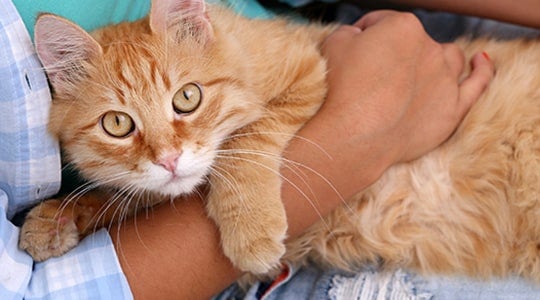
215;263;540;299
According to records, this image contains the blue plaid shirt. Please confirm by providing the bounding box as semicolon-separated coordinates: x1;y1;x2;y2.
0;0;132;298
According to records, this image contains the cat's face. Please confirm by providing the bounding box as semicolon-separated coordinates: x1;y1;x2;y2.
36;0;261;197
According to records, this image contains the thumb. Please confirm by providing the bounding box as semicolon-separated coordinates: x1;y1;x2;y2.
457;51;495;116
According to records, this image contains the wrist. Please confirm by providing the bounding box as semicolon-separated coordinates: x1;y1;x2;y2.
281;114;395;238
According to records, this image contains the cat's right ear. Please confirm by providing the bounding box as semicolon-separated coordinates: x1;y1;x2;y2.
34;14;102;92
149;0;214;45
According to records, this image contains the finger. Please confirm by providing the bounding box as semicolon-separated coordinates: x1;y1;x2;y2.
442;43;466;79
335;24;362;35
457;51;495;115
352;10;400;30
324;24;361;44
322;24;361;52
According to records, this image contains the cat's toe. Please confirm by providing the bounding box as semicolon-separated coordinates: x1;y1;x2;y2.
19;216;80;261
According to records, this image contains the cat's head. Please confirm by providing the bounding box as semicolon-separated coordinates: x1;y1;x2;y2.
35;0;261;196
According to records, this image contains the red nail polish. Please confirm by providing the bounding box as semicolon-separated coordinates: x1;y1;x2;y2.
482;51;490;61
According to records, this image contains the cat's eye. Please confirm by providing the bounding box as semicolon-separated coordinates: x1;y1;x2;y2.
173;83;202;114
101;111;135;138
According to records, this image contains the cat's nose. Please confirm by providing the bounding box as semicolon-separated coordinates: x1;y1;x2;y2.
157;152;181;173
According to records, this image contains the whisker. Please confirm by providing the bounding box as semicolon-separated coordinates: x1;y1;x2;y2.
215;154;333;233
217;148;353;215
55;170;133;220
207;163;250;232
223;131;332;160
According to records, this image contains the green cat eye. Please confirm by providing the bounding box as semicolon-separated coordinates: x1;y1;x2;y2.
101;111;135;138
173;82;202;114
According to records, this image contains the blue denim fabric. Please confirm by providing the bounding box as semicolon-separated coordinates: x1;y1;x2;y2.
215;263;540;300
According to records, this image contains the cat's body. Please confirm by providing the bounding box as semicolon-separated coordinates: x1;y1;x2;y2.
19;0;539;283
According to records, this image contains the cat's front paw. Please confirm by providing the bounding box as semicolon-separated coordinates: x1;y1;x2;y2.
222;224;287;275
19;201;80;261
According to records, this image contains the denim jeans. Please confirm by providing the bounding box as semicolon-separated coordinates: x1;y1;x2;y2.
215;263;540;299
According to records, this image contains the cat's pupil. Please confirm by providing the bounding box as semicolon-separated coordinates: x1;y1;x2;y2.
183;90;192;100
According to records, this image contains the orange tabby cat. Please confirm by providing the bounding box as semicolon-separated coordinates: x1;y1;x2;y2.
19;0;539;282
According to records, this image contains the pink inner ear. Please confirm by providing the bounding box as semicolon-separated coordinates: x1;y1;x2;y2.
150;0;213;42
34;14;102;84
149;0;171;34
34;16;67;69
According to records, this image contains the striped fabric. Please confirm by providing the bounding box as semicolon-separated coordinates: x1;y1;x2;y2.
0;0;132;298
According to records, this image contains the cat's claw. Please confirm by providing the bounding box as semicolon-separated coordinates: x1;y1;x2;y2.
19;215;80;262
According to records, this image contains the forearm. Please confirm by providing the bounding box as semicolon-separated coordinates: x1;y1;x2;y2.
110;116;389;299
387;0;540;28
110;197;238;299
280;111;391;238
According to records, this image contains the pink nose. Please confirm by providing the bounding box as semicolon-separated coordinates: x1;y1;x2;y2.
157;152;181;173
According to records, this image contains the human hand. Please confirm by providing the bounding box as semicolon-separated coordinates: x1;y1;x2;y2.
283;10;494;208
322;10;494;163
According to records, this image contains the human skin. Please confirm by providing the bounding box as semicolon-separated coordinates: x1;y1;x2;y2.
109;11;494;299
387;0;540;28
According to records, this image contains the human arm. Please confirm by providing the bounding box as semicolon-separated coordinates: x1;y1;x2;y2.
381;0;540;28
280;0;540;28
112;10;494;299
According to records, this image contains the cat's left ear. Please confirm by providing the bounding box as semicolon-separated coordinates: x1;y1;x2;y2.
150;0;214;44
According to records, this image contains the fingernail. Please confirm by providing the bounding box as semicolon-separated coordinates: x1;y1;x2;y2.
482;51;490;61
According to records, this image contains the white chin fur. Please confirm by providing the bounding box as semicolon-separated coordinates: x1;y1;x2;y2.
157;175;205;196
139;147;213;197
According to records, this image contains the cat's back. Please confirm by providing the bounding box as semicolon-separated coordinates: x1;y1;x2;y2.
452;38;540;204
458;38;540;127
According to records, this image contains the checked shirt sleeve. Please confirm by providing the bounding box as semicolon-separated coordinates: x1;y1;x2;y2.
1;199;132;299
0;1;132;298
